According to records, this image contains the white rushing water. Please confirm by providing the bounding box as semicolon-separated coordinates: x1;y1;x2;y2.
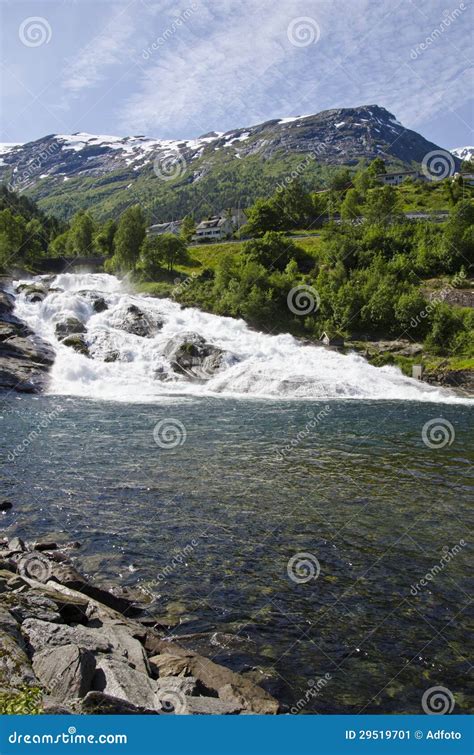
12;273;467;404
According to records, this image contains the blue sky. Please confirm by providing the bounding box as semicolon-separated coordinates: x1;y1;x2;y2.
1;0;472;147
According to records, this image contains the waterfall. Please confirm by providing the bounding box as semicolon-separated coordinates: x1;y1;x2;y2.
12;272;464;403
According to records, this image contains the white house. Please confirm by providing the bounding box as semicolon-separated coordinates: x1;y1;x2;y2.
376;170;424;186
192;216;233;242
192;208;247;243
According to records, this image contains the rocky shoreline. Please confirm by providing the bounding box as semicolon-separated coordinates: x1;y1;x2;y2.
0;532;279;715
0;277;54;394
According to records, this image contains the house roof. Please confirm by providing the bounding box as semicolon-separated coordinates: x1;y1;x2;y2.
376;170;419;178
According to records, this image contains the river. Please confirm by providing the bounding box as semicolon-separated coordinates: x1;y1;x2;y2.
1;273;472;713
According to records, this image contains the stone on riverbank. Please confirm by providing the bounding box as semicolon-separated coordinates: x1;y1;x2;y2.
0;536;280;715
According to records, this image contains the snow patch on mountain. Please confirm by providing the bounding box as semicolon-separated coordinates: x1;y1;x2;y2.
451;146;474;161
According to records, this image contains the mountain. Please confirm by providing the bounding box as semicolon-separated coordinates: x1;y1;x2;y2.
451;146;474;162
0;105;459;222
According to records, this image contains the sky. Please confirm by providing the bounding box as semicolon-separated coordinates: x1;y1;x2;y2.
0;0;473;148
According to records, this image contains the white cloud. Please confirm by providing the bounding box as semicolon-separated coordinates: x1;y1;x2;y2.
62;3;136;94
116;0;473;140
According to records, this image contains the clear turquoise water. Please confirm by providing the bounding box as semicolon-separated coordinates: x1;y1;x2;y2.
1;395;472;713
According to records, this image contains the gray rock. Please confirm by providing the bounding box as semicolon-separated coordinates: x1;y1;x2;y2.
145;640;279;714
60;334;89;357
0;313;55;393
16;284;47;303
8;537;26;552
32;644;96;700
55;317;86;338
179;696;243;715
149;653;193;678
79;690;158;715
163;332;226;379
116;304;162;338
9;593;63;624
0;628;37;689
92;297;108;313
43;700;73;714
0;290;14;314
92;657;157;710
77;291;108;313
21;618;113;655
0;606;23;643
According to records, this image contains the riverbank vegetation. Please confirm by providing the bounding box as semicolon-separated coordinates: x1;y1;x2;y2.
1;160;472;376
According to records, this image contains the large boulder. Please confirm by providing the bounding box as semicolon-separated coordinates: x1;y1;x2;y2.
163;333;226;379
0;305;55;393
115;304;162;338
0;628;37;690
78;690;157;715
55;317;86;338
147;642;279;714
16;284;48;303
9;593;63;625
60;334;89;357
0;290;14;314
32;644;96;700
21;618;113;655
92;657;158;710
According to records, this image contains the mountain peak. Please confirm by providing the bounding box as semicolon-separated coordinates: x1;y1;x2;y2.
0;104;456;221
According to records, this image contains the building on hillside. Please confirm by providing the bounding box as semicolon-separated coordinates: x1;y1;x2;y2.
192;216;233;242
147;220;182;236
192;209;247;243
375;170;424;186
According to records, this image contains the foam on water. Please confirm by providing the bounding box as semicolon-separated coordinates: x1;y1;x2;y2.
13;273;469;404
